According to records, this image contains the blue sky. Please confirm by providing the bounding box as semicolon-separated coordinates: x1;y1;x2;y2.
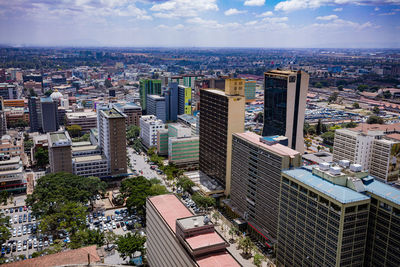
0;0;399;48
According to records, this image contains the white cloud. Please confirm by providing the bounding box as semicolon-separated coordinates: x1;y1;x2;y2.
257;11;274;17
316;14;338;20
310;18;376;31
186;17;223;28
333;8;343;12
375;7;380;11
245;20;258;26
224;8;246;16
275;0;400;12
151;0;218;18
244;0;265;7
379;12;396;15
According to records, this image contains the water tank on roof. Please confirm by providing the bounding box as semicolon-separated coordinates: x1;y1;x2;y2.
319;162;330;171
339;160;350;168
329;166;342;175
350;164;362;172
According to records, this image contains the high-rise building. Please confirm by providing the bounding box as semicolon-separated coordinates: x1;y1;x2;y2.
168;123;191;138
40;97;59;133
244;80;256;102
147;95;166;123
0;156;25;193
165;83;179;122
113;102;142;127
0;83;17;100
178;114;199;136
65;111;97;132
178;85;192;115
199;78;245;195
277;163;400;267
28;96;40;132
140;115;165;149
0;97;6;136
146;194;240;267
139;79;161;114
369;138;400;182
262;70;309;153
48;131;72;174
229;132;301;245
98;108;127;175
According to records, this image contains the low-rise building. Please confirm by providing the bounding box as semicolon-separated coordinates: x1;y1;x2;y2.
72;155;108;178
65;111;97;132
168;136;199;167
0;156;25;193
177;114;199;136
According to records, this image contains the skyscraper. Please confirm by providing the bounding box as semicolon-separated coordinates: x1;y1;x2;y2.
147;95;166;122
98;108;127;175
199;78;245;195
165;82;179;121
262;70;309;153
0;97;6;136
28;96;40;132
139;79;162;114
40;97;58;133
229;132;301;245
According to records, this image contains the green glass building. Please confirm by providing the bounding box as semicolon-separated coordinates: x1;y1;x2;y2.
139;79;162;113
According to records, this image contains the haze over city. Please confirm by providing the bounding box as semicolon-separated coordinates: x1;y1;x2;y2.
1;0;399;48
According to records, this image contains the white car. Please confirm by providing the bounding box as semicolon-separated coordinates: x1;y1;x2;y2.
17;245;21;252
12;231;16;237
44;241;48;247
112;223;116;229
17;231;21;237
108;224;112;231
122;226;127;231
23;245;27;251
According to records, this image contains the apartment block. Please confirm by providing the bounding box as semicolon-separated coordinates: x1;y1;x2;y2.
168;136;199;167
146;194;240;267
229;132;301;245
48;132;72;173
199;79;245;195
140;115;165;149
0;135;23;158
369;138;400;182
262;70;309;153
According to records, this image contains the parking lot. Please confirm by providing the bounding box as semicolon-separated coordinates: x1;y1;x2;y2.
0;204;145;263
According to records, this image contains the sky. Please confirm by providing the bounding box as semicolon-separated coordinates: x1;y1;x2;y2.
0;0;399;48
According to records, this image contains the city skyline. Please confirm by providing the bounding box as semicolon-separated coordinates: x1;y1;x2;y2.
0;0;399;48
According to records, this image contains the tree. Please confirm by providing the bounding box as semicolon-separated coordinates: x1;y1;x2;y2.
116;232;146;261
177;177;195;192
127;125;140;143
192;193;216;211
328;92;338;103
67;124;83;138
383;90;392;99
149;184;169;195
337;85;344;91
315;82;323;88
304;139;312;150
104;231;117;249
26;172;106;217
44;89;53;97
239;236;253;255
372;106;381;115
69;229;104;249
321;131;335;145
352;102;360;109
34;147;49;168
357;84;368;91
254;112;263;123
317;145;321;152
316;119;322;135
344;121;358;128
0;213;11;245
253;253;265;267
212;211;220;223
0;190;9;205
367;115;384;124
228;227;238;243
24;139;34;153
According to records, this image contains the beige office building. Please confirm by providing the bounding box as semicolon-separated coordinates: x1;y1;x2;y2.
199;79;245;195
65;111;97;132
47;131;72;173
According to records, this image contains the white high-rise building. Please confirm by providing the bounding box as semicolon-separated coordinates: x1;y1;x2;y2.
140;115;165;148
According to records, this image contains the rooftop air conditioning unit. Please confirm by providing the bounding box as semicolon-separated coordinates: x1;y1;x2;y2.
350;164;362;172
329;166;342;175
319;162;330;171
339;160;350;168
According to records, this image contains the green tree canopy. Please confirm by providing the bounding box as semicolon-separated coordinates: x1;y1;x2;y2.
26;172;106;217
177;177;195;192
192;193;216;210
116;232;146;261
321;131;335;145
44;89;53;97
69;229;105;249
67;124;83;138
127;125;140;141
372;106;381;115
34;147;49;168
0;213;11;244
383;90;392;99
352;102;360;109
357;84;368;91
367;115;384;124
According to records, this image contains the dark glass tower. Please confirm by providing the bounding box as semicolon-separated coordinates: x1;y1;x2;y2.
262;70;309;153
